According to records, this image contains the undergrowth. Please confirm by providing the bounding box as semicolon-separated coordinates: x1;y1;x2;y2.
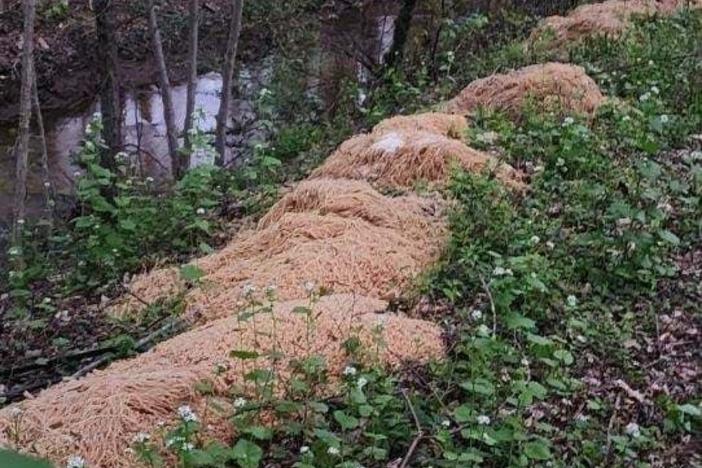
124;10;701;468
2;7;701;468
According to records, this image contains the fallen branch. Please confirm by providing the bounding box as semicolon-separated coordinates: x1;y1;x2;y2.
615;379;651;406
70;318;182;380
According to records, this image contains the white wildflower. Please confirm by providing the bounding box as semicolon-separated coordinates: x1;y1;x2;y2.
233;397;247;408
196;208;205;215
44;181;51;188
177;405;198;423
639;92;651;102
132;432;150;444
566;295;578;307
470;309;483;321
492;266;513;277
648;60;654;66
303;281;316;294
242;284;256;297
530;235;541;245
66;455;87;468
146;176;154;183
625;422;641;438
622;115;631;122
182;442;195;452
8;247;20;256
343;366;357;376
73;170;81;177
546;241;555;250
300;446;310;454
441;419;451;427
17;218;25;225
651;86;659;95
562;117;575;127
357;377;368;389
327;446;340;456
660;114;669;124
476;415;491;425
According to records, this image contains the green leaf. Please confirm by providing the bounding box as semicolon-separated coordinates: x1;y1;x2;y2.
230;350;260;360
460;378;495;396
334;410;360;430
230;439;262;468
454;404;474;423
553;349;574;365
0;450;52;468
677;404;701;417
524;440;552;460
505;312;536;330
658;230;680;245
242;425;273;440
119;219;137;231
180;264;205;282
73;216;95;229
527;333;554;346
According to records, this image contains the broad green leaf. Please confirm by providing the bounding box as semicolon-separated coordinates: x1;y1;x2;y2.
180;264;204;282
230;439;262;468
524;440;552;460
334;410;359;430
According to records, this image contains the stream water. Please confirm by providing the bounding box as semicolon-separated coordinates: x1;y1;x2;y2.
0;5;400;229
0;68;272;226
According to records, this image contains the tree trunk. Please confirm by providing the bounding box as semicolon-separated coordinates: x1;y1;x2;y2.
147;0;181;178
183;0;199;168
214;0;244;166
12;0;36;247
385;0;418;69
93;0;122;172
32;69;54;224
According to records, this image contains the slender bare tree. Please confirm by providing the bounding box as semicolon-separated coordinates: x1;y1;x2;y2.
12;0;37;247
93;0;122;172
385;0;418;69
214;0;244;166
32;69;54;224
147;0;181;178
183;0;200;169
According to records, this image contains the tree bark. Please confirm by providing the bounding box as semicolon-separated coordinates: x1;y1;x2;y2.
32;69;54;224
93;0;122;172
214;0;244;166
12;0;37;247
147;0;181;178
183;0;199;168
385;0;418;69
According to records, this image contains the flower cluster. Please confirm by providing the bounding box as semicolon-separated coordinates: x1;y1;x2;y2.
177;405;198;423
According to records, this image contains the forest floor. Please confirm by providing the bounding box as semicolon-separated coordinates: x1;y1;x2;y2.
0;2;700;467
